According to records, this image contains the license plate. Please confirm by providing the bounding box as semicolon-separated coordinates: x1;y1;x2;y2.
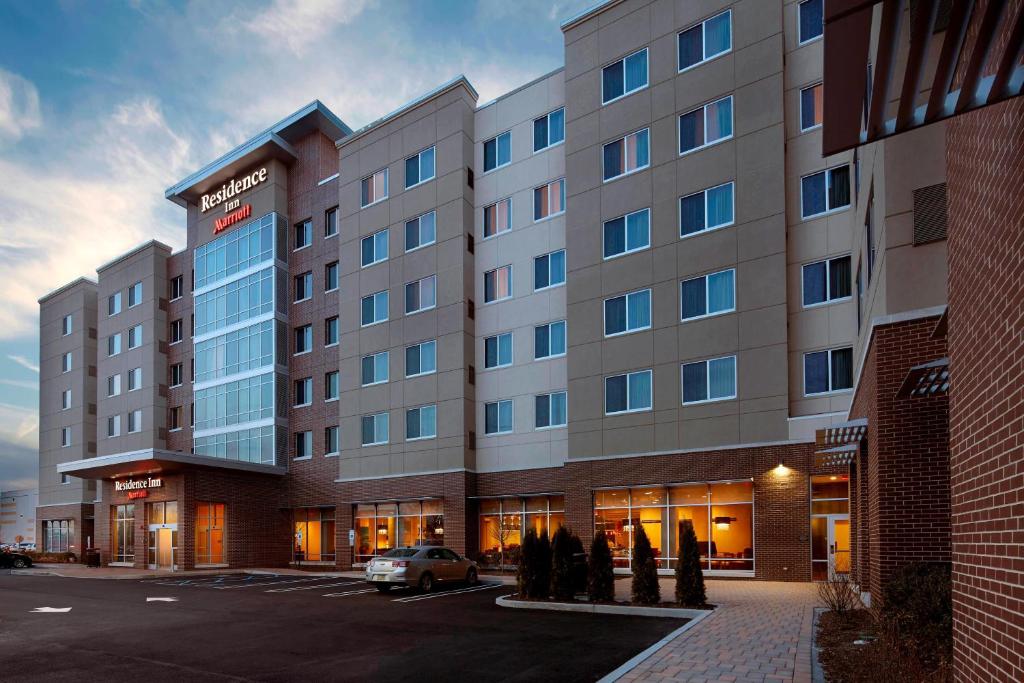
372;574;385;581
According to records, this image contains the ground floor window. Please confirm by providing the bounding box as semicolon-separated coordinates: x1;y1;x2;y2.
293;508;336;562
113;504;135;563
594;481;754;572
43;519;74;553
810;475;850;581
353;500;443;564
478;495;564;569
196;502;226;565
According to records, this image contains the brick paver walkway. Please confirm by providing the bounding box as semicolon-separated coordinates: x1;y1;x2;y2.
614;580;820;683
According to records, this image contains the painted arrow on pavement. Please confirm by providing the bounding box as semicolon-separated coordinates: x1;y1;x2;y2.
146;597;179;602
31;607;72;613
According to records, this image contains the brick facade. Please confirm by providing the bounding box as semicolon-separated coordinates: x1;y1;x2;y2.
947;96;1024;683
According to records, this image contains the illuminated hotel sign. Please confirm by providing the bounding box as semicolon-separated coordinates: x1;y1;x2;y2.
200;167;268;213
115;477;162;500
214;204;252;234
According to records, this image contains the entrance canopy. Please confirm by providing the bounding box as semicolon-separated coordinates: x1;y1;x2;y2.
58;448;287;481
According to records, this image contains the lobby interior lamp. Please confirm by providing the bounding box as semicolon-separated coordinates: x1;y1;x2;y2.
713;516;736;530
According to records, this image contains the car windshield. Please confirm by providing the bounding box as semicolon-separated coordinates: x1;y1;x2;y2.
381;548;419;558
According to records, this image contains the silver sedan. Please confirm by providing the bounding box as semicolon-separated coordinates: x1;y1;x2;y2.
365;546;479;593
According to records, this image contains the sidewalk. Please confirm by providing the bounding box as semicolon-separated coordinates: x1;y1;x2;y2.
609;579;821;683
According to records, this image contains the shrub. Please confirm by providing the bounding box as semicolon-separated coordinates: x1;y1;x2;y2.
631;524;660;605
535;530;552;599
568;531;587;595
674;520;706;607
550;526;575;600
879;562;952;673
25;551;77;564
817;573;858;619
588;532;615;602
516;528;538;598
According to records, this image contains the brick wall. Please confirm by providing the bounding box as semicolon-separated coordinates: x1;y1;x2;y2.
848;316;950;600
947;95;1024;683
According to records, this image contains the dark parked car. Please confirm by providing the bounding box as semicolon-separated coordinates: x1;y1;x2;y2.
0;550;32;569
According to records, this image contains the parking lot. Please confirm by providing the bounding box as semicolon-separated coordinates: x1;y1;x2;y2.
0;570;683;682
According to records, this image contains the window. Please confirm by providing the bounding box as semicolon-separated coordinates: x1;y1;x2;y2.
294;272;313;302
678;9;732;71
127;324;142;349
108;291;121;316
801;166;851;219
800;83;823;131
61;314;72;336
536;391;567;429
604;208;650;259
325;316;339;346
484;332;513;369
62;352;72;373
128;281;142;307
293;507;336;561
361;412;389;446
534;250;565;290
680;182;735;237
484;399;513;435
361;290;389;326
484;266;513;303
61;389;71;410
605;369;653;414
602;48;648;104
325;426;339;456
168;363;182;387
195;502;226;565
682;356;737;404
405;146;435;188
361;351;389;386
107;333;122;357
406;211;436;251
107;374;121;397
604;289;651;336
325;371;339;401
294;377;312;407
321;262;339;293
534;108;565;152
406;340;436;377
128;409;142;433
294;219;312;250
361;168;389;207
61;427;71;447
170;406;182;431
535;321;566;360
361;229;389;267
128;367;142;391
803;256;852;306
43;519;74;553
799;0;824;44
534;178;566;220
325;206;338;237
406;405;437;440
680;269;735;320
107;415;121;438
805;348;854;395
294;431;312;458
294;324;312;354
170;275;183;300
113;504;135;564
483;198;512;238
483;131;511;172
479;497;562;565
170;319;183;344
603;129;650;181
679;96;733;154
405;275;437;314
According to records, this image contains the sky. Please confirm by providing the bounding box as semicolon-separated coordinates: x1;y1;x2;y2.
0;0;590;492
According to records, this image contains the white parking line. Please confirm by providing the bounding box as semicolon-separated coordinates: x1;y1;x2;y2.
266;581;362;593
216;577;332;590
146;597;179;602
391;583;500;603
31;607;72;613
322;588;377;598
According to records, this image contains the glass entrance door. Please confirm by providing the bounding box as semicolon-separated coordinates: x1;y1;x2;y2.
828;515;850;579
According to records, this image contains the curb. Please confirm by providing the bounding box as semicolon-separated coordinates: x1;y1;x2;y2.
598;608;714;682
495;594;708;619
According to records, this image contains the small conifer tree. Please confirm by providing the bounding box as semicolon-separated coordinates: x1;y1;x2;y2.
674;519;707;607
631;524;661;605
588;531;615;602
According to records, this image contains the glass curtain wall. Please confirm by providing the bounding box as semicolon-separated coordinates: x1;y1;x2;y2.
594;482;753;573
293;508;336;562
477;496;565;569
353;500;444;565
112;504;135;563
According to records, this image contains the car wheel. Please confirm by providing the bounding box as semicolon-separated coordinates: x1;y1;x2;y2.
12;558;27;569
375;583;391;593
418;572;434;593
466;568;478;586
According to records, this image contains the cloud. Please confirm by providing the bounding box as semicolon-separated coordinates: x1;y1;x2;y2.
0;379;38;391
0;401;37;451
0;440;37;493
0;68;41;142
0;97;190;340
242;0;373;56
7;355;38;373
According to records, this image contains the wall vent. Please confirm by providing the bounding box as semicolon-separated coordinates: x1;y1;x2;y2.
913;182;947;245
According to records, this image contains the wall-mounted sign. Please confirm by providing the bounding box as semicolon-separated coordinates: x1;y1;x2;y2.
200;167;268;213
214;204;252;234
114;477;162;494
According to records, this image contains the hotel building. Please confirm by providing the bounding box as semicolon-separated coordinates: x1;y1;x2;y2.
38;0;943;584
